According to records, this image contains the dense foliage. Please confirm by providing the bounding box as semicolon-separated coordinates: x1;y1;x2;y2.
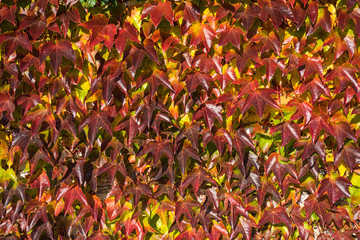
1;0;360;239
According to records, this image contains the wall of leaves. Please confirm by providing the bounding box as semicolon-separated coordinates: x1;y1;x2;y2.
0;0;360;239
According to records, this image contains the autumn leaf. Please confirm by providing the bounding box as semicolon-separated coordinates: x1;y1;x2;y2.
187;22;216;50
318;175;351;205
0;31;32;56
78;110;113;147
193;100;223;131
258;206;292;231
40;39;76;73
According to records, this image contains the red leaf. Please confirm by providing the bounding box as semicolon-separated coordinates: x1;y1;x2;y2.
193;100;223;131
242;88;279;118
30;171;50;199
233;128;255;161
175;200;201;221
181;166;217;193
177;123;200;150
325;64;358;93
185;72;213;94
218;26;243;49
318;175;351;205
0;5;16;25
188;22;217;50
40;39;75;73
298;56;323;80
259;0;294;30
78;110;113;147
287;99;313;125
307;113;334;143
261;56;285;80
142;1;174;28
115;22;139;56
334;143;360;171
307;1;318;24
56;185;88;215
332;122;357;149
0;32;32;56
20;107;56;134
137;140;174;164
258;206;292;231
177;144;201;174
0;94;15;121
251;31;281;55
271;122;300;146
19;16;47;40
265;152;298;182
17;94;41;115
123;182;152;206
114;116;139;145
203;128;232;155
80;14;117;49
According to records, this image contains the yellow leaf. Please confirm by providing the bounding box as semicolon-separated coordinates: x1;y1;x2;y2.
351;173;360;187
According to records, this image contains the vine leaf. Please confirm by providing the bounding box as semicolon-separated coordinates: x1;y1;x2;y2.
20;107;56;134
78;110;113;147
242;88;279;118
181;166;217;194
258;206;292;231
175;200;201;221
177;144;201;175
137;140;174;165
334;143;360;171
142;1;174;28
188;22;216;50
177;123;200;150
318;175;351;205
40;39;76;73
0;32;32;56
193;100;223;131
